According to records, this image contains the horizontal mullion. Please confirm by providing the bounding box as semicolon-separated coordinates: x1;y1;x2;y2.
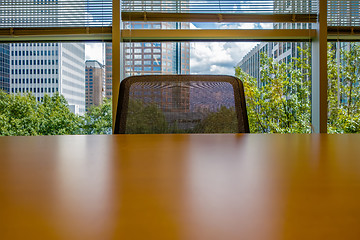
121;29;316;42
0;27;112;41
2;27;359;42
328;26;360;41
122;12;317;23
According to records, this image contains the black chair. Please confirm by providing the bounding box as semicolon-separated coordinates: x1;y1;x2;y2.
114;75;249;134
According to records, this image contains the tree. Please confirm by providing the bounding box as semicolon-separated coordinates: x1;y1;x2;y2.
327;43;360;133
236;43;360;133
37;93;83;135
236;46;312;133
194;106;238;133
0;91;82;136
82;97;112;134
0;91;39;135
125;99;168;133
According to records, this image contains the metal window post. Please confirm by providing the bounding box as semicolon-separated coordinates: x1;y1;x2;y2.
112;0;122;132
311;0;327;133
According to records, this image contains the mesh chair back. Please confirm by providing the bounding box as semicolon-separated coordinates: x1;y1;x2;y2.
114;75;249;134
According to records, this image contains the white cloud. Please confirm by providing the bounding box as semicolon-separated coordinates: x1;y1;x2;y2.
85;43;105;64
190;41;258;75
189;22;264;75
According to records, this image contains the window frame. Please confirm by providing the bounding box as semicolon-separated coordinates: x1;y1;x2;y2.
1;1;359;133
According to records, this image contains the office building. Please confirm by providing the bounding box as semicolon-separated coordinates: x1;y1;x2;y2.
0;44;10;93
85;60;105;111
10;43;86;115
237;23;311;85
124;23;190;77
105;43;112;98
103;23;190;102
2;0;88;114
122;22;191;115
238;0;314;82
237;42;271;87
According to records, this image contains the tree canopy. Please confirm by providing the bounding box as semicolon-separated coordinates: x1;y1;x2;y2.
0;91;82;136
82;97;112;134
0;91;111;136
125;99;169;134
2;43;360;135
194;106;238;133
236;43;360;133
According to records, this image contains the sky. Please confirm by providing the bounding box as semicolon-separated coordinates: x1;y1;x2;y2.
190;41;257;75
85;43;105;64
189;22;272;75
84;22;272;75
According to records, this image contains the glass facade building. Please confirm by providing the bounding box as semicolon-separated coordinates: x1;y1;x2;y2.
0;44;10;93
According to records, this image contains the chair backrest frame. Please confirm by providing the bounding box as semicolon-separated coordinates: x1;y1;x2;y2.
114;75;250;134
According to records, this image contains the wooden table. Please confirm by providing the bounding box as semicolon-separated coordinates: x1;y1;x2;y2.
1;134;360;240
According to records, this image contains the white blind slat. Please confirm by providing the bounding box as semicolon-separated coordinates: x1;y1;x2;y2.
328;0;360;27
121;0;318;14
1;1;360;29
0;0;112;28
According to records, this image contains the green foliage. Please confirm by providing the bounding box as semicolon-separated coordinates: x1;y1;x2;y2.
237;43;360;133
194;106;238;133
0;91;114;136
327;43;360;133
82;97;112;134
3;43;360;135
37;94;83;135
0;91;82;136
125;99;168;134
236;46;312;133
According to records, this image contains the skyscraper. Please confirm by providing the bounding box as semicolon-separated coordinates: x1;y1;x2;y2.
238;0;314;82
103;23;190;101
10;43;86;115
123;23;190;77
0;44;10;93
105;43;112;99
85;60;105;111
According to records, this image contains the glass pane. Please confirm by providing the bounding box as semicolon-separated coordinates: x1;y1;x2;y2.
238;41;312;133
327;42;360;133
0;42;112;136
0;0;112;28
123;41;190;76
121;40;312;133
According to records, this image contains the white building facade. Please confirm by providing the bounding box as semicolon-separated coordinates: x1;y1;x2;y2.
10;43;86;115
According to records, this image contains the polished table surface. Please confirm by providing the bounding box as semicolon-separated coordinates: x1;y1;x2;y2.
1;134;360;240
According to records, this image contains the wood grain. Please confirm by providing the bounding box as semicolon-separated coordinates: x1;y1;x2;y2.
1;134;360;240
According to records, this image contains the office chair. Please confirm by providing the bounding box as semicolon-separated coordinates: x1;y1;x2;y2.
114;75;249;134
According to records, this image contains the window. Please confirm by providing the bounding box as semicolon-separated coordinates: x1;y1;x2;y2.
121;0;320;133
0;40;112;135
1;1;358;134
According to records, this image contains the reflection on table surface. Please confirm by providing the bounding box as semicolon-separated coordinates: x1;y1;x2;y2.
1;134;360;240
